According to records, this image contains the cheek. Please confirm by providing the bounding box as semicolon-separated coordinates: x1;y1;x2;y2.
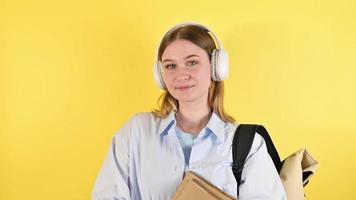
197;66;211;88
162;73;175;93
162;72;171;85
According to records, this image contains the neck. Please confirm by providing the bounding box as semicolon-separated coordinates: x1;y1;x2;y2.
175;101;212;135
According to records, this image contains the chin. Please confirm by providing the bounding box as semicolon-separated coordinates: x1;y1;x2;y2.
175;95;202;103
172;92;207;103
171;95;191;102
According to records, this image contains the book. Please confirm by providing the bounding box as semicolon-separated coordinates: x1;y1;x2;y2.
172;171;236;200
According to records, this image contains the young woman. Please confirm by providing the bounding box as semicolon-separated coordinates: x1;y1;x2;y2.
92;23;287;200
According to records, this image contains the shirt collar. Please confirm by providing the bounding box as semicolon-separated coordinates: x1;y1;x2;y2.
158;111;226;142
205;111;226;142
158;111;176;136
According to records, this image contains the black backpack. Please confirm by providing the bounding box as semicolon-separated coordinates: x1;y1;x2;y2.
232;124;314;196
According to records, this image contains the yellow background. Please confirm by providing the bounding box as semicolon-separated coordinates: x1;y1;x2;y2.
1;0;355;199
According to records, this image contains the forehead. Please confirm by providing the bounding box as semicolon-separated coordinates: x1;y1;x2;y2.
162;39;208;61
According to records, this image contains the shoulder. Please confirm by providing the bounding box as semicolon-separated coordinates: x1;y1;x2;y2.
118;112;157;129
228;123;267;159
113;112;160;140
131;112;159;125
247;131;267;160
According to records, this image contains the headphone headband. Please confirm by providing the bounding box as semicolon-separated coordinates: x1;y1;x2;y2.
156;22;224;62
161;22;223;48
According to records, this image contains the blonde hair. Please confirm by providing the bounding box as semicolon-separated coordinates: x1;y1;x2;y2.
151;24;235;123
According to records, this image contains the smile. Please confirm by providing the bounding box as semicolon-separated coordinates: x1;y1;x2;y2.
175;85;195;90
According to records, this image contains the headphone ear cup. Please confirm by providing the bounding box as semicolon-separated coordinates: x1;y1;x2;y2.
153;61;166;89
211;49;218;81
211;49;229;81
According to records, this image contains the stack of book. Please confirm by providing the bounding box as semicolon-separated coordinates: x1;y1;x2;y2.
172;171;236;200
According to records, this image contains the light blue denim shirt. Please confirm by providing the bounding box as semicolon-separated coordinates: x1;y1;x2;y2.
92;111;287;200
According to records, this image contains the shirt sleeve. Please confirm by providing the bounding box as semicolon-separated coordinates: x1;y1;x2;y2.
92;122;133;200
238;132;287;200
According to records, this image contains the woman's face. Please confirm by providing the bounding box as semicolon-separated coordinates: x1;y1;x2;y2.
161;39;211;105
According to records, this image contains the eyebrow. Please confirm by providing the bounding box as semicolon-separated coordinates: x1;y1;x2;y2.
162;54;199;63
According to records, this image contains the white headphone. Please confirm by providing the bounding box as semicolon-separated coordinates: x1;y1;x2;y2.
153;22;229;90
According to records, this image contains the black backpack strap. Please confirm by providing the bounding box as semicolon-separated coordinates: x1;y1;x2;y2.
254;125;282;172
232;124;282;196
232;124;257;196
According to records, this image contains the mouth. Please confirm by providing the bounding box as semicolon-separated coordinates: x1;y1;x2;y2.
175;85;195;90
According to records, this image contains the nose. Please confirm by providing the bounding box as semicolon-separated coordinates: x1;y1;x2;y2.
174;65;191;82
